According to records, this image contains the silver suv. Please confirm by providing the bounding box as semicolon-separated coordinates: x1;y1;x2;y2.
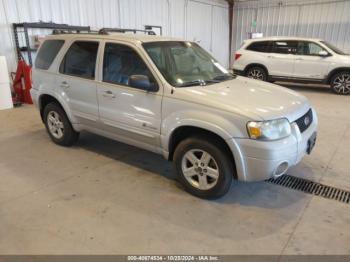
31;31;318;199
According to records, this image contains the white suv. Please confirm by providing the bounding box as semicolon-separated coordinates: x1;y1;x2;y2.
31;31;318;199
233;37;350;95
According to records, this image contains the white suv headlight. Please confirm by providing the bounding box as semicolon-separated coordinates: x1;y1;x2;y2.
247;118;291;141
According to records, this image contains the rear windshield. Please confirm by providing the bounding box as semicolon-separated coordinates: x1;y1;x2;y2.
35;40;65;70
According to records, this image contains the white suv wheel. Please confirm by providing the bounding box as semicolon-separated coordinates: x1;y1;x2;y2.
246;67;267;81
331;73;350;95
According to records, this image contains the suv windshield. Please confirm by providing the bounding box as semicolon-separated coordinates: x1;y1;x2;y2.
143;41;234;87
320;41;348;55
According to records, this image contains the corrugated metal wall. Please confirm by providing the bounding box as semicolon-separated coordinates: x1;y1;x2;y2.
0;0;229;72
232;0;350;54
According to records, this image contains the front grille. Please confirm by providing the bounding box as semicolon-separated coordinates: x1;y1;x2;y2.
295;109;313;133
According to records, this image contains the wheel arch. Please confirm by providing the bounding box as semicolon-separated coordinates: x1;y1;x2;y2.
38;93;76;124
244;63;269;76
167;126;238;179
326;67;350;84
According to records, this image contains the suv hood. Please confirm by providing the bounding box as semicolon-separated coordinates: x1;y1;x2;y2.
179;76;311;121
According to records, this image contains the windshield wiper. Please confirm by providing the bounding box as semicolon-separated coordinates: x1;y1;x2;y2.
175;79;220;87
212;74;236;81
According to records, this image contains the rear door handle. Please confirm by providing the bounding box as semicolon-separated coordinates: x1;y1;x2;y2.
60;81;70;89
296;58;304;61
103;90;116;98
267;55;275;59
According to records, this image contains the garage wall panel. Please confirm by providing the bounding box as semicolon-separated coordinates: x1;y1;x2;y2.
233;0;350;55
0;0;229;73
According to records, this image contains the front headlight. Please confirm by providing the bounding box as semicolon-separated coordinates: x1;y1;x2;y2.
247;118;291;141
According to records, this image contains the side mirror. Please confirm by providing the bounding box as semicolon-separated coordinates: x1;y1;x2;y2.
129;75;158;92
319;50;329;57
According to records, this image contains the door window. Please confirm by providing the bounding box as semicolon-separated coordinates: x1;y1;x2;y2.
297;42;327;56
35;40;65;70
103;43;156;89
272;41;297;54
246;41;272;53
59;41;99;79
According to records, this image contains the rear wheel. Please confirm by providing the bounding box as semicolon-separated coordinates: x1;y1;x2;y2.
330;71;350;95
43;102;79;146
174;137;234;199
246;66;268;81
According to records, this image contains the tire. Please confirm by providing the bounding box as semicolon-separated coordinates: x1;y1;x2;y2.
43;102;79;146
330;71;350;95
245;66;268;81
173;137;234;199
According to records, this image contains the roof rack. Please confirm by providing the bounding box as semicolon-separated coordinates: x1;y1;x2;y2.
13;22;91;65
52;29;98;35
98;28;156;35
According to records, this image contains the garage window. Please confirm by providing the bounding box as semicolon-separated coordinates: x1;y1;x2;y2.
59;41;99;79
35;40;64;70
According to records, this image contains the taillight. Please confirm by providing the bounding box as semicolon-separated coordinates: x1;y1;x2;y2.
235;53;242;60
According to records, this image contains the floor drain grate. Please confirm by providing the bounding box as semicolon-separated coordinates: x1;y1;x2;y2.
267;175;350;204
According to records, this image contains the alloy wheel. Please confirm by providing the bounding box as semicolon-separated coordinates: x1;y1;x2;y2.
181;149;220;190
332;74;350;94
47;111;65;139
247;69;265;80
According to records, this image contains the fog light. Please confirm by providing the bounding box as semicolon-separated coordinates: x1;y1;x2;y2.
274;161;289;177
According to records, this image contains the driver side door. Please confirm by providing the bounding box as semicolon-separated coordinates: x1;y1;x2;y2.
97;42;163;152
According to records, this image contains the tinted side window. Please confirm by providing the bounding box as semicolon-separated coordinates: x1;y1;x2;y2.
246;41;271;53
35;40;64;70
103;43;156;89
297;42;326;56
60;41;99;79
272;41;297;54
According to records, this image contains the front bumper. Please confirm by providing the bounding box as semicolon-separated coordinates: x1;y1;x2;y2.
228;109;318;182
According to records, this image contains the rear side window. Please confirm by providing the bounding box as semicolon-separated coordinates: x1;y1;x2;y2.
35;40;64;70
246;41;272;53
59;41;99;79
272;41;297;54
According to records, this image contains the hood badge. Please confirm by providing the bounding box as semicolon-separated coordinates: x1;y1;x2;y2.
304;116;310;126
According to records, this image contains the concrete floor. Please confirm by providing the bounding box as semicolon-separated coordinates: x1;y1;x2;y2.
0;85;350;255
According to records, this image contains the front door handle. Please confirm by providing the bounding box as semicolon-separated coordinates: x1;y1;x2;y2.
267;55;275;59
103;90;116;98
296;58;304;61
60;81;70;89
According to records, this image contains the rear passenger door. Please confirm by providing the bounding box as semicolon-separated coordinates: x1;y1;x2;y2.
97;42;162;152
268;40;297;78
56;40;100;126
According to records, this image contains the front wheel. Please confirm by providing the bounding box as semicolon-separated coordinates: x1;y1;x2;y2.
330;72;350;95
246;66;268;81
173;137;234;199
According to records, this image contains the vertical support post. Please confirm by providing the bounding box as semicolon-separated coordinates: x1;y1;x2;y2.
23;24;32;66
228;0;234;68
13;24;21;62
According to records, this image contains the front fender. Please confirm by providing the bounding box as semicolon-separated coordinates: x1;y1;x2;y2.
161;110;246;152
